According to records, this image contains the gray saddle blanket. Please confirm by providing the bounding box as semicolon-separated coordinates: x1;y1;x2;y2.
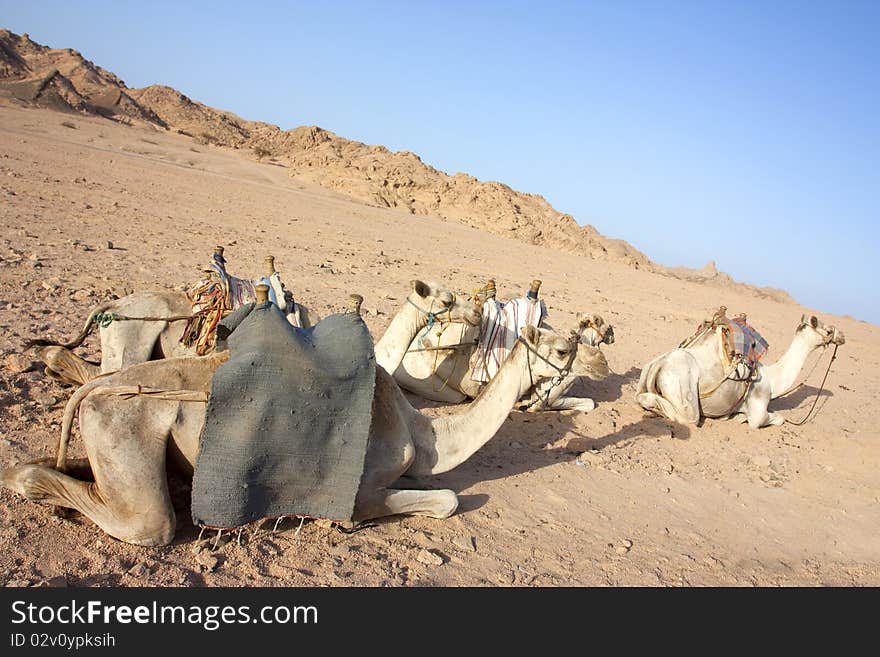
191;302;376;528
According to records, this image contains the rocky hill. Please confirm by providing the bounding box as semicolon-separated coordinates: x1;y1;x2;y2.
0;28;792;302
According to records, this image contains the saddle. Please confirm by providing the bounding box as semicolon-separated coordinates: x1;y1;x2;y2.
180;251;301;355
191;302;376;529
680;306;769;373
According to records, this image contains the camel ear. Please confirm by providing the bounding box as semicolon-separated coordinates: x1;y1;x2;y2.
577;313;591;328
521;324;540;346
810;315;819;328
411;280;430;298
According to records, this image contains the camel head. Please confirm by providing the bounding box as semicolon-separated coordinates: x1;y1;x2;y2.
519;325;609;383
798;314;846;347
575;312;615;346
409;280;482;326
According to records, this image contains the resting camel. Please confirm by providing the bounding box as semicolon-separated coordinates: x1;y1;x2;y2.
2;305;607;546
29;253;316;386
30;272;476;385
394;305;614;411
635;314;845;428
518;313;615;412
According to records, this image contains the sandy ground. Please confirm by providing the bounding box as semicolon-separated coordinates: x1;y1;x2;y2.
0;106;878;587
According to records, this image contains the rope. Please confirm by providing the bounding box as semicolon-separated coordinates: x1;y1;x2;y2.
429;323;467;394
785;344;839;426
92;311;192;328
89;384;209;403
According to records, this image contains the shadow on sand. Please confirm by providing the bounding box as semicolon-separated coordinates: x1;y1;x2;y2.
768;384;833;413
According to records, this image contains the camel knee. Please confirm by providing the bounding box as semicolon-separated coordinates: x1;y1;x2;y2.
636;392;661;415
429;490;459;519
123;515;176;547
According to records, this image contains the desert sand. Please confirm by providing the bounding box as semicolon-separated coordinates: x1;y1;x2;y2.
1;103;878;587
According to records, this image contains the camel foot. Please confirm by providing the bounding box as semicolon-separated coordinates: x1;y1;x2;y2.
2;463;58;504
768;412;785;426
36;346;99;386
354;488;459;522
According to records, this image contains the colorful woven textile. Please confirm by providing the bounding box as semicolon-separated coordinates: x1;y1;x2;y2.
470;297;547;383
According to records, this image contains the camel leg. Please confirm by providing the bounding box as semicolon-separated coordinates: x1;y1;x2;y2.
2;399;177;545
2;456;175;546
353;488;459;522
744;387;784;428
37;346;100;385
26;456;93;480
636;392;699;425
540;396;596;412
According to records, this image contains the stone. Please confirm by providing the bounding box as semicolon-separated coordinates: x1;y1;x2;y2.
615;539;633;555
195;550;219;572
416;548;445;566
127;562;150;578
4;354;35;373
32;392;58;408
452;535;476;553
576;450;605;467
751;455;771;468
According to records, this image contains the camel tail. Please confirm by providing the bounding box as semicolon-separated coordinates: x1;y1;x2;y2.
57;379;104;471
25;301;114;350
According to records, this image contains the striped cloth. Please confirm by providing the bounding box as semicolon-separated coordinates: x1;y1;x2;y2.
729;315;769;366
470;297;547;383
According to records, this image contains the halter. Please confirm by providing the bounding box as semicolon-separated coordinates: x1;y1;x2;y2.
519;334;578;411
406;296;453;337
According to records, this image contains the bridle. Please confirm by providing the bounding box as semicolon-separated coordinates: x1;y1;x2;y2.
519;334;578;411
406;296;453;338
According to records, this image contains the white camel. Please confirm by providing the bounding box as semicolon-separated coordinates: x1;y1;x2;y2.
518;313;616;412
635;314;845;428
2;314;604;546
394;309;614;411
374;280;481;374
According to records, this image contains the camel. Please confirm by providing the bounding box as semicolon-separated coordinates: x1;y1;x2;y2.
394;307;614;411
635;314;845;428
374;280;481;374
1;302;605;546
518;313;616;412
30;272;475;386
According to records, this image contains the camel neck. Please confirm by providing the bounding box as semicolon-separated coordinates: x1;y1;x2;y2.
374;300;426;374
764;329;823;399
420;341;530;475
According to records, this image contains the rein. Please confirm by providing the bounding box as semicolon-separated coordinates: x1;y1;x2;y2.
519;335;577;411
785;343;839;426
92;311;192;328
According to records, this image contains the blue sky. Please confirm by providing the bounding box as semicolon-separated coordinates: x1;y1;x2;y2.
2;1;877;322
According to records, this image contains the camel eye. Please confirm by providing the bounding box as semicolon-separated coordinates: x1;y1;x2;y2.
556;348;569;358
